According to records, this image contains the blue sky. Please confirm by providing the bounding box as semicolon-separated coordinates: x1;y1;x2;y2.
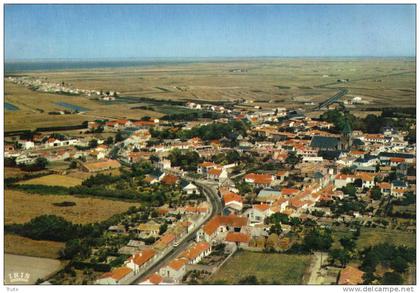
5;4;416;60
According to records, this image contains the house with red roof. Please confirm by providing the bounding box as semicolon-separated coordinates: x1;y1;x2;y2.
244;203;272;223
280;188;300;198
96;267;133;284
244;173;274;188
197;161;219;175
161;174;179;185
125;248;156;273
159;258;188;283
377;181;391;195
140;273;164;285
223;192;243;212
197;215;248;243
338;266;364;285
276;170;289;182
207;168;228;181
225;232;251;247
180;242;211;264
334;173;355;189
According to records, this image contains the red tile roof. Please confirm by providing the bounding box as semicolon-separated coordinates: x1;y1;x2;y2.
338;266;364;285
253;203;270;212
181;242;210;261
168;258;188;271
147;273;163;285
161;174;178;185
208;168;222;177
225;232;250;243
223;192;243;204
244;173;273;185
100;267;132;281
129;248;155;266
281;188;300;196
203;215;247;236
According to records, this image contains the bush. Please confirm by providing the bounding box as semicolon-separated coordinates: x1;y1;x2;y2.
382;272;403;285
53;201;76;207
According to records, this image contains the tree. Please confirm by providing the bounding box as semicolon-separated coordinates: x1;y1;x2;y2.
168;149;201;171
9;215;77;242
69;160;78;169
150;155;160;163
226;150;240;164
269;223;282;235
238;275;259;285
390;256;409;273
337;249;351;267
370;187;382;200
285;152;300;166
159;223;168;235
340;237;356;252
115;131;125;142
329;249;341;266
105;136;114;145
88;139;98;149
382;272;403;285
36;157;48;169
340;166;355;175
342;184;357;197
303;228;333;252
62;239;83;259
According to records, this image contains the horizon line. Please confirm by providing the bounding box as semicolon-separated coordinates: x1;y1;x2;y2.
5;55;416;63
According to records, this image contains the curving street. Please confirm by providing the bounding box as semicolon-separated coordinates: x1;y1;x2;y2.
130;179;222;284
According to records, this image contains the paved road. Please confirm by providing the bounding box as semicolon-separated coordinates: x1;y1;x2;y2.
314;88;348;111
131;179;222;284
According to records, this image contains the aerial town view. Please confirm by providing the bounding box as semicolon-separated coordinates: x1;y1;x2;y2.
3;3;417;289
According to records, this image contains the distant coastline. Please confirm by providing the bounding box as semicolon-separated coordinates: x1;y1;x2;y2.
5;56;414;74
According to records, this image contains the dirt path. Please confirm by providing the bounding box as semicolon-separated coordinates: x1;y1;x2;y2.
306;252;328;285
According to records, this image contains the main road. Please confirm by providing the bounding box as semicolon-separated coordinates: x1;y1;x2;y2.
130;179;223;284
313;88;348;111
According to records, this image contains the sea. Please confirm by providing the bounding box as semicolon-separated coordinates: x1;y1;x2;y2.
4;58;235;74
4;59;200;74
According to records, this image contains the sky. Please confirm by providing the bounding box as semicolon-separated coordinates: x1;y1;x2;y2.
5;4;416;60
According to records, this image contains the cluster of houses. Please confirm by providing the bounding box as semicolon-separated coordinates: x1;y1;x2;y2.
7;76;118;97
105;112;413;284
96;193;210;285
4;90;415;285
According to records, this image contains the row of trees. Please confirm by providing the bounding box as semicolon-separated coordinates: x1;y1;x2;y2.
361;243;415;285
320;109;412;134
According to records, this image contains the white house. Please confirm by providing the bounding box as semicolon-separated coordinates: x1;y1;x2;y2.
18;140;35;150
183;182;200;195
180;242;212;264
159;258;188;283
244;204;272;223
125;248;156;274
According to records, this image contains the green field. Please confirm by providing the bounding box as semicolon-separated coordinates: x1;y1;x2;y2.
333;227;416;249
357;227;416;249
209;251;311;284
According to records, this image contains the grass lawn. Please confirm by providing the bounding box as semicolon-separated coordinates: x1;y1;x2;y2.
332;226;416;249
19;174;83;187
5;189;140;224
356;227;416;249
5;234;65;259
209;251;311;284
